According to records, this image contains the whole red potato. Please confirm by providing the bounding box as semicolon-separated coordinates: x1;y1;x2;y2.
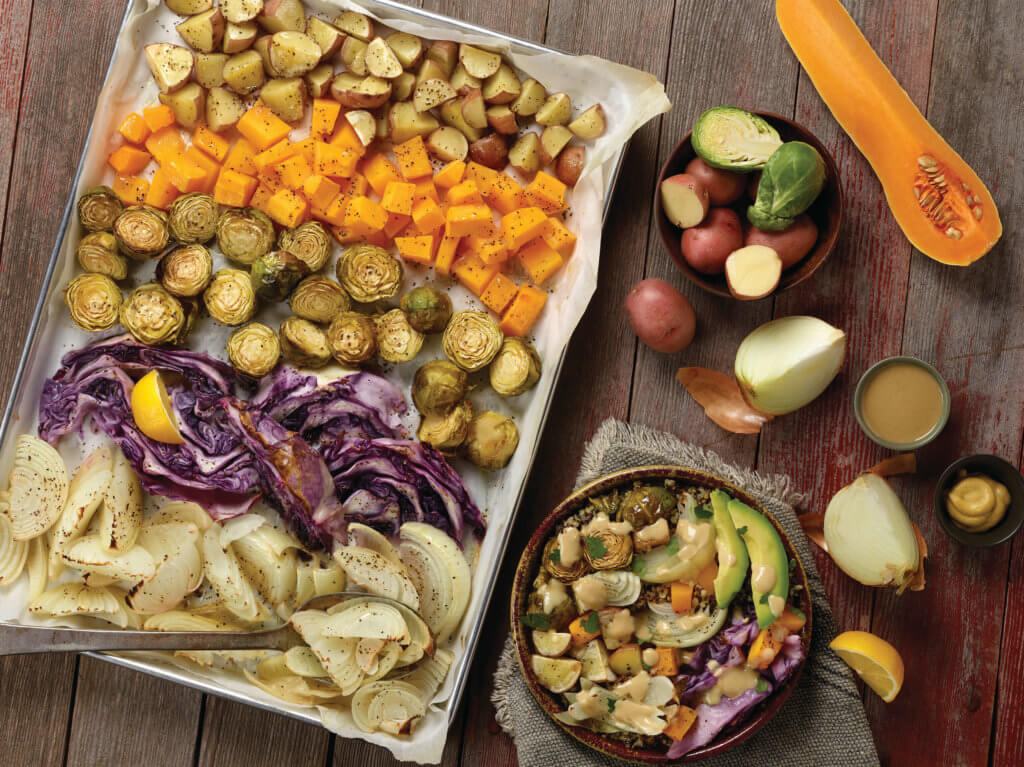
681;208;744;275
684;156;746;206
745;214;819;269
625;278;697;353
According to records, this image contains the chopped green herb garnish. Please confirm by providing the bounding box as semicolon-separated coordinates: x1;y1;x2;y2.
759;593;770;605
736;525;748;536
695;505;713;519
756;678;769;693
585;536;608;559
521;613;550;630
548;548;561;564
631;557;646;575
607;698;617;713
666;536;680;556
582;611;600;633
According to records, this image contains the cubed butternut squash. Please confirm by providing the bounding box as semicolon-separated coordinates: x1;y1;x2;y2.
118;112;151;145
452;254;500;297
142;104;176;133
516;238;563;285
144;168;181;210
237;101;292;150
321;193;351;227
311;98;342;140
259;165;287;194
446;204;494;237
213;168;259;207
277;154;314;189
165;154;208;193
381;181;416;216
774;606;807;634
485;173;527;215
696;561;718;595
748;627;784;670
500;206;547;251
568;611;601;646
499;284;547;337
434;160;466;188
266;189;309;228
480;272;518;314
344;196;388;237
302;175;342;211
413;178;438;204
435;234;460;276
383;211;412;239
329;120;367;155
412;197;445;234
395;235;435;265
184;145;221;193
663;706;698;741
466;235;508;265
254;139;296;172
393;135;433;180
349;173;369;197
108;146;152;176
446;179;482;206
670;582;695;614
541;216;577;256
313;141;359;179
193;125;231;161
362;153;404;196
145;126;185;164
649;646;680;677
465;161;500;193
223;137;258;176
249;183;275;217
524;170;568;213
112;175;150;206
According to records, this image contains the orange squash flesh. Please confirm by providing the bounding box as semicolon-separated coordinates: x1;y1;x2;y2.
776;0;1001;265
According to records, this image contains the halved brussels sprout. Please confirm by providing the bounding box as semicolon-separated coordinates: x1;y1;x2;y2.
616;486;676;528
747;141;826;231
227;322;281;378
691;106;782;171
463;410;518;470
278;221;331;272
336;244;403;303
77;186;124;232
326;311;377;366
64;274;122;332
399;286;452;334
204;268;257;326
289;275;350;324
157;244;214;297
113;205;170;261
542;536;589;583
583;530;633;570
168;193;222;244
120;283;185;345
216;207;276;265
375;308;424;364
251;250;310;302
76;232;128;281
489;338;541;396
442;310;503;372
417;399;472;452
412;360;467;416
280;316;332;368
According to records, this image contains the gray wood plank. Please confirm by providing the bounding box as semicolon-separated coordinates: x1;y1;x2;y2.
0;0;32;251
0;654;78;767
196;696;330;767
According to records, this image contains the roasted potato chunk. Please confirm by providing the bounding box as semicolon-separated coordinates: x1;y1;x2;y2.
469;133;508;170
414;78;457;113
391;71;416;102
450;62;481;95
340;37;368;76
253;35;277;75
269;31;322;77
223;50;266;94
438;100;483;143
222;0;263;24
145;43;195;93
386;32;424;69
222;21;258;54
556;146;585;187
416;58;448;88
206;86;246;132
257;0;305;33
177;8;225;53
260;77;307;122
306;17;343;59
482;63;521;105
511;77;546;116
304;63;333;98
365;37;403;80
425;40;458;77
427;126;469;162
539;125;573;165
333;10;373;42
389;101;441;144
159;83;205;129
195;53;227;88
345;110;376;147
568;104;607;139
508;131;541;175
331;73;392;109
486;105;518;135
536;92;572;126
166;0;213;15
460;88;487;129
458;44;501;78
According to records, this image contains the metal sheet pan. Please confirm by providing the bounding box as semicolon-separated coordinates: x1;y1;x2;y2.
0;0;627;739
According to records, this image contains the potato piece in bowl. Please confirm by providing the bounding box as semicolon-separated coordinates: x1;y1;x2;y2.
260;77;307;122
511;78;546;116
365;37;403;80
206;86;246;132
269;31;321;78
725;245;783;300
146;43;195;93
539;125;572;166
177;8;226;53
745;214;819;270
458;44;501;78
536;92;572;126
486;106;518;135
345;110;377;147
482;63;521;105
331;74;392;109
223;50;266;94
568;104;606;140
166;0;214;14
414;78;457;113
195;53;227;88
531;655;582;694
333;10;373;42
460;88;487;129
223;21;258;54
660;173;709;228
469;133;508;170
681;208;743;275
427;127;469;163
222;0;263;24
509;132;541;175
389;102;441;144
159;83;206;129
387;32;424;69
258;0;305;33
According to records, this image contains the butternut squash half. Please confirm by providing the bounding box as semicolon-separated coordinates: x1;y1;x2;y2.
776;0;1001;265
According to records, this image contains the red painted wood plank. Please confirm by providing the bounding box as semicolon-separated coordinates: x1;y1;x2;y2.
0;0;32;251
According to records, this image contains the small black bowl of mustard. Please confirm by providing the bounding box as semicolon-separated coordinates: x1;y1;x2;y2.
934;455;1024;547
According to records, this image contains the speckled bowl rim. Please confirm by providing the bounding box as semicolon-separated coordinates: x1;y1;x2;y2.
509;465;813;764
933;454;1024;547
852;356;951;451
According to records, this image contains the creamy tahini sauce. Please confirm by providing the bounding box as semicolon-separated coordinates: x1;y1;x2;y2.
641;647;660;668
751;564;777;593
556;526;582;567
572;687;605;719
611;699;666;735
767;594;785;619
635;518;670;551
702;665;761;706
538;578;567;614
573;574;609;611
602;608;635;646
615;671;650;702
676;612;709;632
861;362;944;444
582;512;633;538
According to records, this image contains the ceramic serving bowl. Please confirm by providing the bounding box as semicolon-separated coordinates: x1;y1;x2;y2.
853;356;951;451
655;111;843;298
934;455;1024;547
510;466;813;764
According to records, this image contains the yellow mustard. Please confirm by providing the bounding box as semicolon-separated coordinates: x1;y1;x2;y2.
945;472;1010;532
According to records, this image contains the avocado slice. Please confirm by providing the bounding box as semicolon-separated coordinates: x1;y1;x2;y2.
728;498;789;628
710;490;750;609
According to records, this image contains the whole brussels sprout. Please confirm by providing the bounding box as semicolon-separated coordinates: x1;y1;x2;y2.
157;244;214;297
616;485;677;529
463;411;519;471
418;399;473;452
375;308;425;364
278;221;331;272
76;232;128;280
120;283;185;345
326;311;377;366
216;208;276;265
64;273;122;332
251;250;310;302
400;286;453;334
691;106;782;171
442;310;503;372
289;275;350;324
336;244;403;303
412;360;467;416
747;141;825;231
204;268;257;326
489;338;541;397
280;316;332;368
77;186;124;232
168;193;221;244
113;205;170;260
227;323;281;378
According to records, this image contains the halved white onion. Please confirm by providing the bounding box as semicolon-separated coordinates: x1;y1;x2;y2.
399;522;470;644
29;582;133;628
62;533;155;581
201;524;271;624
333;546;419;610
50;447;111;568
97;448;143;551
127;522;203;614
150;501;212;531
7;435;68;541
0;509;28;584
348;522;403;564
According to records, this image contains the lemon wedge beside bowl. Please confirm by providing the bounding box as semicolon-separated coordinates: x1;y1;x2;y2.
830;630;904;702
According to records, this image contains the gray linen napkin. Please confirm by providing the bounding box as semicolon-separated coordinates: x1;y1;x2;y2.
492;419;880;767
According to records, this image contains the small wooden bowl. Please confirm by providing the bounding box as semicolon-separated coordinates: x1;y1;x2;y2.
510;466;813;764
655;111;843;299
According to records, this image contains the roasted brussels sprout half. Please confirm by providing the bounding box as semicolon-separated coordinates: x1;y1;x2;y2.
280;316;332;368
157;244;214;297
76;232;128;280
278;221;331;272
216;207;276;265
747;141;826;231
489;338;541;397
168;193;221;244
204;268;257;326
64;274;122;332
113;205;170;261
289;275;350;324
583;529;633;570
463;410;519;470
691;106;782;171
120;283;185;345
251;250;310;302
542;535;589;583
400;286;452;334
417;399;473;452
442;310;503;372
528;572;579;629
77;186;124;232
375;308;425;364
617;485;677;528
227;322;281;378
412;360;467;416
336;244;403;303
326;311;377;366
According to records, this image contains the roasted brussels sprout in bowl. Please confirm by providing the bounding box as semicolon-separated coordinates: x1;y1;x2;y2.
655;111;841;299
511;466;813;764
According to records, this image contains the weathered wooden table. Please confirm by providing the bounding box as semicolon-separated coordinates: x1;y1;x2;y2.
0;0;1020;764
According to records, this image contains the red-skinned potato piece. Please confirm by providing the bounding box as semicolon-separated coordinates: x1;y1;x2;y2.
625;278;696;353
745;214;818;269
660;173;708;229
724;245;783;300
684;156;746;206
680;208;743;275
556;146;584;187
